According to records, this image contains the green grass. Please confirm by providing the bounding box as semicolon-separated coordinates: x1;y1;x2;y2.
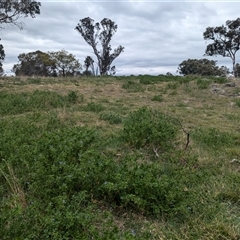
0;90;78;115
151;94;163;102
100;112;122;124
0;75;240;239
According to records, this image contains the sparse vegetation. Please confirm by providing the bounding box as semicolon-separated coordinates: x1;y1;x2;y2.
151;94;163;102
100;112;122;124
0;75;240;239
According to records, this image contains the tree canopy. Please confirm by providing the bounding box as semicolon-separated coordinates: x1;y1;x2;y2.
83;56;95;76
0;39;5;75
12;50;82;77
0;0;41;75
203;18;240;77
178;58;229;76
12;50;56;77
48;50;82;77
75;17;124;76
0;0;41;29
235;63;240;77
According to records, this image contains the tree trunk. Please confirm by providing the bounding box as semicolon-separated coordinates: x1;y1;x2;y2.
232;55;237;77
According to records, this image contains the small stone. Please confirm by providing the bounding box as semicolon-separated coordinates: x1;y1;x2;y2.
210;87;225;95
224;82;236;87
230;159;240;164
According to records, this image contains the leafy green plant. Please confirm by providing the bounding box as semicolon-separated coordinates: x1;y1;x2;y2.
97;151;216;222
122;107;177;150
0;125;121;239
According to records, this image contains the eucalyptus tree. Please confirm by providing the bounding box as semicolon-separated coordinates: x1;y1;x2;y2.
0;0;41;29
203;18;240;77
178;58;229;76
75;17;124;76
84;56;95;76
49;49;82;77
13;50;82;77
12;50;56;76
0;39;5;75
0;0;41;74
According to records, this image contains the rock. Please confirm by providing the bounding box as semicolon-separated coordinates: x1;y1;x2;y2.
230;159;240;164
210;87;225;95
224;82;236;87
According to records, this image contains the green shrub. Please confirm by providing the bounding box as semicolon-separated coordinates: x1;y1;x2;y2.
0;111;233;238
0;125;118;238
100;156;191;216
97;151;212;220
122;107;177;150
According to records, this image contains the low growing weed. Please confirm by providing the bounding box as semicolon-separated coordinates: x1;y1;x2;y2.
192;127;236;150
235;99;240;107
166;82;178;90
100;112;122;124
0;90;75;115
26;77;42;84
83;102;105;113
196;78;212;89
67;90;78;103
122;80;145;92
151;94;163;102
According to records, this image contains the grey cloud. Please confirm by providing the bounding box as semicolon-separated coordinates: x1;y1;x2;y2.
2;2;240;75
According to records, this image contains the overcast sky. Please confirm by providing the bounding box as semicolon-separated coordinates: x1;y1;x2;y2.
1;0;240;76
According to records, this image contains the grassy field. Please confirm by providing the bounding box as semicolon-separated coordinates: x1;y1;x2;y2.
0;75;240;239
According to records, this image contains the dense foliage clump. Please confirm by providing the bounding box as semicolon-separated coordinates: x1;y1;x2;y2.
122;107;177;150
